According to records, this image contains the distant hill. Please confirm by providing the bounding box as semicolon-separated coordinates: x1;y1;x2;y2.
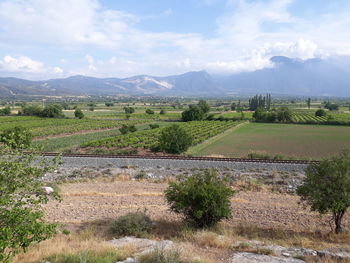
1;56;350;97
213;56;350;97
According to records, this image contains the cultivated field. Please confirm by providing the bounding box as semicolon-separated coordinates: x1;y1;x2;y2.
190;123;350;159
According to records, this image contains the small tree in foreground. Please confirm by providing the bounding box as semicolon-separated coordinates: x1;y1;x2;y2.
158;124;192;154
297;151;350;233
0;126;32;149
165;170;235;228
0;145;60;262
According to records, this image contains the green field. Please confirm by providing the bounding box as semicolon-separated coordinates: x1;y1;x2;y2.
189;123;350;159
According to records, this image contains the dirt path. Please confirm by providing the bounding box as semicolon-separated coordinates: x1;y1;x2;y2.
44;181;342;233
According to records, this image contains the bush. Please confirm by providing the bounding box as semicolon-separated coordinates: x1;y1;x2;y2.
119;125;137;134
159;109;166;115
74;108;84;119
158;124;193;154
41;104;65;118
297;151;350;233
110;212;153;237
181;105;205;122
277;107;292;122
0;106;11;116
165;170;235;228
0;126;32;149
315;109;326;117
146;109;155;115
19;105;43;116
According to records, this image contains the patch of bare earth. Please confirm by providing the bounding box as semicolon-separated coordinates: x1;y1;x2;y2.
44;181;342;233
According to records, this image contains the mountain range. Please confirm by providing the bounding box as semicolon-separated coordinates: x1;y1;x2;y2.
1;56;349;97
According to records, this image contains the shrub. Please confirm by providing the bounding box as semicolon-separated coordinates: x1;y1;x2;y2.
165;170;235;228
181;105;205;122
74;108;84;119
41;104;65;118
297;151;350;233
119;124;137;134
159;109;166;115
158;124;193;154
0;106;11;116
315;109;326;117
277;107;292;122
110;212;153;237
146;109;155;115
19;105;43;116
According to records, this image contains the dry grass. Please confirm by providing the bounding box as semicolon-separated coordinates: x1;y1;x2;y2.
192;231;232;249
12;227;134;263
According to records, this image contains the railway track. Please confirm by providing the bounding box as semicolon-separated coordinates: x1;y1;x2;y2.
40;152;319;165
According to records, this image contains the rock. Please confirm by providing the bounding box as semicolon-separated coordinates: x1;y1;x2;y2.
229;252;305;263
115;257;136;263
317;249;350;259
108;237;173;256
42;186;54;195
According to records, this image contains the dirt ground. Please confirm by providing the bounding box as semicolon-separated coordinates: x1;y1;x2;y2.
44;180;342;233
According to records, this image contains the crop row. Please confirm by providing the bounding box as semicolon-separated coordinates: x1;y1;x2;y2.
0;116;151;137
291;113;350;125
81;121;240;151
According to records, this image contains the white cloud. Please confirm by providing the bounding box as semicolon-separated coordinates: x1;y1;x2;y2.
0;55;45;73
0;0;349;79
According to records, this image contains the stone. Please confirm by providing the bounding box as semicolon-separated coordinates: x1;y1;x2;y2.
42;186;54;195
229;252;305;263
108;237;173;256
317;249;350;259
115;257;136;263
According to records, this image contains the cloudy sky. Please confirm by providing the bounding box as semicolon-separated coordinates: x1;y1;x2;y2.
0;0;349;80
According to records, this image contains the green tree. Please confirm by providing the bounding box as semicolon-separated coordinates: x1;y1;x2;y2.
315;109;326;117
0;145;60;262
159;109;166;115
40;104;64;118
119;125;137;135
181;105;205;122
145;109;154;115
277;107;292;122
165;170;235;228
230;103;236;111
0;126;32;149
0;106;11;116
297;151;350;233
307;98;311;109
74;108;84;119
124;107;135;114
158;124;192;154
198;100;210;114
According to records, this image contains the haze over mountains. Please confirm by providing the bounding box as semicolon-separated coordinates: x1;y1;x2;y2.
1;56;349;97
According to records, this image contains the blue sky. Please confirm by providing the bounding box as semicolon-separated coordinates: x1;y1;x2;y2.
0;0;349;79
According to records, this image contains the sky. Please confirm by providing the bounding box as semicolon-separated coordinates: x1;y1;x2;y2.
0;0;349;80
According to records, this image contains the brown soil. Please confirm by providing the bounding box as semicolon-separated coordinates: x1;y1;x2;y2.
44;181;342;233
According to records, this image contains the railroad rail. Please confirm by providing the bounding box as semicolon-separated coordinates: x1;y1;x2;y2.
40;152;319;165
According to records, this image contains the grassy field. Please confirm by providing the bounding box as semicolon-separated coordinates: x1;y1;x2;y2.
190;123;350;159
